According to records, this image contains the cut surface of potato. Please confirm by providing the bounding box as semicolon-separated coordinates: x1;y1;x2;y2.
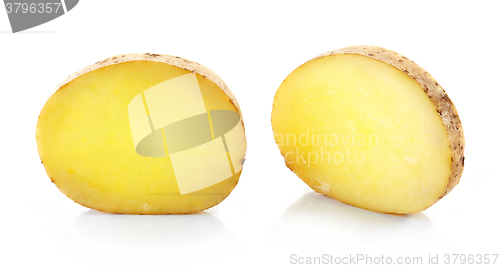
272;46;464;214
37;54;246;214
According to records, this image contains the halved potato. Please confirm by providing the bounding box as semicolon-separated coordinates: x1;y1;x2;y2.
272;46;464;214
37;54;246;214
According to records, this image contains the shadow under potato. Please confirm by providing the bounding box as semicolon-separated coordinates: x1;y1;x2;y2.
271;192;437;253
62;210;229;259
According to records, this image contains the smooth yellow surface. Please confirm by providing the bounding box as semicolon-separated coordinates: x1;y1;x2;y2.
272;54;451;214
143;73;207;131
37;61;245;214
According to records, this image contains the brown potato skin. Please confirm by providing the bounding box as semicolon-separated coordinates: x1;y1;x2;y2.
309;46;464;204
55;53;243;116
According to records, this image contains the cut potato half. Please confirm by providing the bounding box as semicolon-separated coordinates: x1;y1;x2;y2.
37;54;246;214
272;46;464;214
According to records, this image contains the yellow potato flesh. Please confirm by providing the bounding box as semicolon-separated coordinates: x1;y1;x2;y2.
37;61;244;214
272;54;451;214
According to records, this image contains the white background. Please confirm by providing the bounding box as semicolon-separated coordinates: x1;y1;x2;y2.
1;1;499;267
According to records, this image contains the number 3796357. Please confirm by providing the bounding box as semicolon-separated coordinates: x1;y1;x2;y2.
5;2;62;14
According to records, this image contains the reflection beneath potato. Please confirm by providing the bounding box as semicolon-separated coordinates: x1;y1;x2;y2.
272;192;438;254
62;210;229;261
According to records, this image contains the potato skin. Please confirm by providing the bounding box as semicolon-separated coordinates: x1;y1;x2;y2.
55;53;243;117
37;53;246;214
308;46;464;203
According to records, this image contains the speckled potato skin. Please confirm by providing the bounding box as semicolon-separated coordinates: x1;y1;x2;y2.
306;45;465;204
37;53;246;214
54;53;244;116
